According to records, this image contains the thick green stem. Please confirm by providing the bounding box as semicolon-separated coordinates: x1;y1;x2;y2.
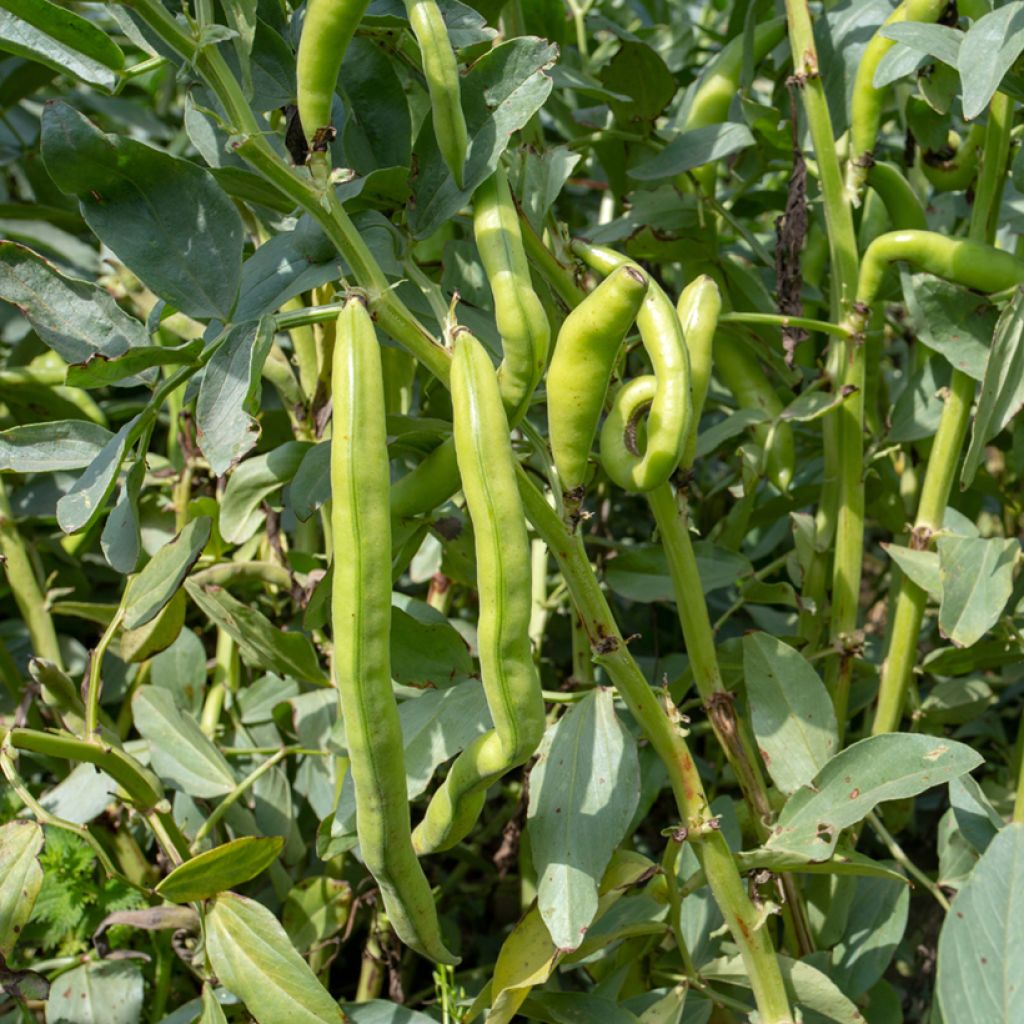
0;479;63;668
784;0;861;660
517;470;794;1024
873;93;1014;735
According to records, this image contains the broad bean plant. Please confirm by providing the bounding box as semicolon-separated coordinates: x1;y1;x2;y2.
1;0;1023;1022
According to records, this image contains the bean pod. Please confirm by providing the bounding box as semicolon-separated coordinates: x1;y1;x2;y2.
473;167;551;424
412;329;545;854
573;240;692;492
676;274;722;469
547;263;649;494
845;0;948;202
406;0;468;188
331;296;457;964
296;0;370;154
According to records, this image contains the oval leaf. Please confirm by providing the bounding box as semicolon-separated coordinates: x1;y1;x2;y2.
0;820;43;958
205;892;346;1024
156;836;285;903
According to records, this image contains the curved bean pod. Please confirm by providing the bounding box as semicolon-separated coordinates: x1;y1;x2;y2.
919;125;984;193
676;274;722;469
473;168;551;424
406;0;468;188
547;263;649;494
854;230;1024;319
845;0;948;201
865;161;927;232
331;296;458;964
296;0;370;154
572;240;692;491
412;329;545;854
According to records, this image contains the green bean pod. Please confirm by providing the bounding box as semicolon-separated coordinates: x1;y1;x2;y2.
854;230;1024;316
684;17;787;195
296;0;370;154
676;275;722;469
389;436;460;521
473;168;551;424
918;125;984;193
547;264;649;494
331;296;457;965
412;329;545;854
572;240;691;492
865;161;927;231
405;0;468;188
713;333;794;493
845;0;948;201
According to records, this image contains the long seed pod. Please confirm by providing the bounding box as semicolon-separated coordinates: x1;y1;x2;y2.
412;329;546;854
405;0;468;188
473;167;551;423
573;240;691;492
844;0;948;202
676;274;722;469
547;263;649;494
296;0;370;155
331;296;457;965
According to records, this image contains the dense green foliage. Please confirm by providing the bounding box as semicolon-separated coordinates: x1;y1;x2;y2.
1;0;1023;1022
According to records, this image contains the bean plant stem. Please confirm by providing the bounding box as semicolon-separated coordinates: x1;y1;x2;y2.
873;92;1014;735
517;470;794;1024
0;478;63;668
648;482;814;956
784;0;861;670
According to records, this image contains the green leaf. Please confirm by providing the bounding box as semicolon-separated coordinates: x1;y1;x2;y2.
156;836;285;903
201;985;230;1024
601;39;676;129
283;876;353;954
528;689;640;951
150;627;208;714
123;516;212;629
218;440;310;544
0;820;43;958
0;0;123;91
43;961;144;1024
339;1002;438;1024
121;587;186;663
133;686;237;797
937;823;1024;1023
831;873;909;999
742;632;838;795
409;37;557;237
519;992;641;1024
205;892;347;1024
289;441;330;522
41;101;243;320
702;954;862;1023
958;2;1024;120
67;340;204;389
184;579;328;685
694;408;769;458
948;775;1003;855
101;457;145;574
963;288;1024;488
766;734;983;861
880;22;962;68
921;677;996;725
391;604;474;690
196;320;277;478
0;419;113;472
56;414;139;534
0;241;150;370
630;123;755;181
900;271;995;382
884;543;942;601
937;535;1018;648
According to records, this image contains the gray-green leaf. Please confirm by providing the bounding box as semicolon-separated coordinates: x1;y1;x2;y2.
742;632;838;795
937;535;1018;648
766;734;983;861
528;689;640;951
0;820;43;958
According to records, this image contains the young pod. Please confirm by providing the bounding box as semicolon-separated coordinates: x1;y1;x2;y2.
296;0;370;154
406;0;468;188
547;263;649;494
676;275;722;469
330;296;457;965
412;329;545;854
572;240;691;492
473;168;551;423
